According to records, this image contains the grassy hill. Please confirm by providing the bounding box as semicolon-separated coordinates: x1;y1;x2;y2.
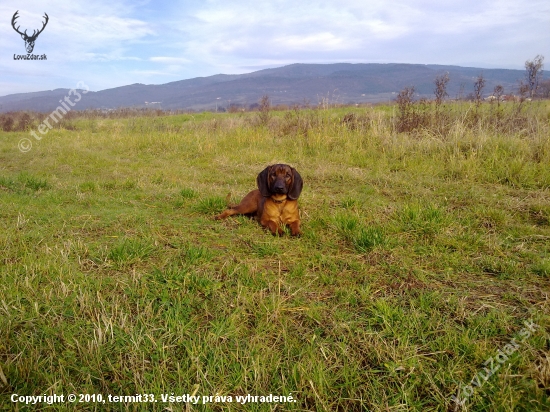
1;100;549;410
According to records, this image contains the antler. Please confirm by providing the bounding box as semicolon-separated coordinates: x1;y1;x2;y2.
11;11;49;40
11;10;26;36
32;13;49;39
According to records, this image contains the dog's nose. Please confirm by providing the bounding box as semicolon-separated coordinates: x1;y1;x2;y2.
274;184;286;193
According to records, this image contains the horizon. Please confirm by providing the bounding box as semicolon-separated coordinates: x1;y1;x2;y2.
0;61;538;98
1;0;548;96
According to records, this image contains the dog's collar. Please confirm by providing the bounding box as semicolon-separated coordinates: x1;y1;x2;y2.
271;194;287;203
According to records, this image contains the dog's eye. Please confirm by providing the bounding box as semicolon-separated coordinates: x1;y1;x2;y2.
286;174;291;179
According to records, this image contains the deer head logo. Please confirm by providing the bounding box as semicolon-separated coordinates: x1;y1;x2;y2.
12;11;49;54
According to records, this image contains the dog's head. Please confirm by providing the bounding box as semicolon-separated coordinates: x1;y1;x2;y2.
257;164;303;200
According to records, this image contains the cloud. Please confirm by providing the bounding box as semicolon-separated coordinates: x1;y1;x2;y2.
129;69;176;77
273;33;354;51
178;0;549;67
1;1;155;61
0;0;549;95
150;56;191;64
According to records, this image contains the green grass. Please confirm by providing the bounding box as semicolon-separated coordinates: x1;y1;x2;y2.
0;102;549;411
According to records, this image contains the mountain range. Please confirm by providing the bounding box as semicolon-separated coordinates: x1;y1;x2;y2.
0;63;539;113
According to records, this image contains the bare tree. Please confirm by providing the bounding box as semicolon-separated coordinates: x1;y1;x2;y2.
395;87;418;132
525;55;544;99
493;85;504;108
434;72;450;107
473;74;485;106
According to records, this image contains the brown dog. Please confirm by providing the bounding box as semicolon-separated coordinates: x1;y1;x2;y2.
215;164;303;236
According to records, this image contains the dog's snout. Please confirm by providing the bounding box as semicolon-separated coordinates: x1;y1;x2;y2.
273;181;287;193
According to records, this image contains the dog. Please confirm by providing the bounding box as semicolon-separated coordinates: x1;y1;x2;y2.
215;164;303;236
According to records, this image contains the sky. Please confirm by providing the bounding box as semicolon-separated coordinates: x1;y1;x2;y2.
1;0;549;96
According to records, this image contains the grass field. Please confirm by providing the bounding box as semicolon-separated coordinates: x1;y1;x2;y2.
1;101;549;411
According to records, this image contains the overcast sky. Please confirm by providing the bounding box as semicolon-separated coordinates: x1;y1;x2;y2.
1;0;549;96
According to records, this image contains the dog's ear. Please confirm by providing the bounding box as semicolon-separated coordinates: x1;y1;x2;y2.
257;165;272;197
288;168;303;200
